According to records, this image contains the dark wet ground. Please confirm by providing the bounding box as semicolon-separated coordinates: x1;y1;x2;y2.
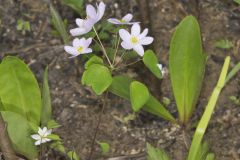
0;0;240;159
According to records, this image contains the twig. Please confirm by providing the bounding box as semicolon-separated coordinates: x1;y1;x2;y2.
0;113;17;160
87;93;108;160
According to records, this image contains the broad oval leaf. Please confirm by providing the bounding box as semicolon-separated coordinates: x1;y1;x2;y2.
169;16;206;123
130;81;150;112
143;50;162;79
0;56;42;125
1;111;37;159
85;55;103;69
82;64;112;95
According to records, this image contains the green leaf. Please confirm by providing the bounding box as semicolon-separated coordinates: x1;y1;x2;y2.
234;0;240;4
62;0;84;15
41;66;52;126
98;142;110;155
68;151;81;160
130;81;150;112
215;39;233;49
169;16;206;124
82;64;112;95
47;134;61;141
85;56;104;69
1;111;37;159
187;56;230;160
50;4;69;44
225;62;240;84
47;119;61;129
147;143;170;160
143;50;162;79
108;76;176;122
0;56;42;125
50;141;66;153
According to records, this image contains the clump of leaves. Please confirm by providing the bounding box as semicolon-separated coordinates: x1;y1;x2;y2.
17;19;31;32
215;39;233;49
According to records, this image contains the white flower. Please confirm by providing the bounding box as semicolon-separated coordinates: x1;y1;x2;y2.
70;2;106;36
64;38;93;58
31;127;52;146
157;64;167;77
119;23;153;56
70;19;94;36
108;13;139;25
86;2;106;23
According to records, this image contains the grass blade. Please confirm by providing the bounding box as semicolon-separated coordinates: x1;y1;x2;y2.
41;66;52;126
225;62;240;84
187;56;230;160
50;4;70;44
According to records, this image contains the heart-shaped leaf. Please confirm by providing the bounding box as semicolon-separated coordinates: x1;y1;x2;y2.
130;81;150;112
82;64;112;95
143;50;162;79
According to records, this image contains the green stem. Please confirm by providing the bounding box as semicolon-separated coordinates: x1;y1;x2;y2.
93;27;113;68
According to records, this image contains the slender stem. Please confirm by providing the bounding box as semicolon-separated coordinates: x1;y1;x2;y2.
0;113;17;160
88;93;108;160
115;59;142;70
113;51;126;67
112;36;120;66
93;27;113;68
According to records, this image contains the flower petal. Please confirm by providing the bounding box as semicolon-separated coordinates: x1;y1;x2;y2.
76;18;84;27
122;13;133;22
70;28;86;36
140;37;154;45
64;46;79;56
31;134;41;140
35;140;41;146
108;18;121;24
83;48;93;54
97;2;106;21
85;38;92;47
121;41;133;50
119;29;131;42
133;44;144;56
139;28;148;39
86;4;97;19
131;23;141;36
38;127;44;136
73;38;81;47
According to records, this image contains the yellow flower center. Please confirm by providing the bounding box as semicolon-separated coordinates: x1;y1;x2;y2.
77;46;84;53
119;19;126;23
131;37;138;44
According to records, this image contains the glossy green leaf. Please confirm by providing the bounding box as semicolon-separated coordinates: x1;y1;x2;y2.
108;75;176;122
82;64;112;95
50;5;69;44
130;81;150;112
1;111;37;159
0;56;41;125
187;56;230;160
62;0;84;15
85;56;103;69
147;143;170;160
169;16;206;123
143;50;162;79
98;142;110;155
41;66;52;126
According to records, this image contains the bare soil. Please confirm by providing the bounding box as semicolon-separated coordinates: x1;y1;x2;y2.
0;0;240;160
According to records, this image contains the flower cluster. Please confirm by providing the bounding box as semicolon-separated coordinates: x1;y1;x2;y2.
64;1;154;58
